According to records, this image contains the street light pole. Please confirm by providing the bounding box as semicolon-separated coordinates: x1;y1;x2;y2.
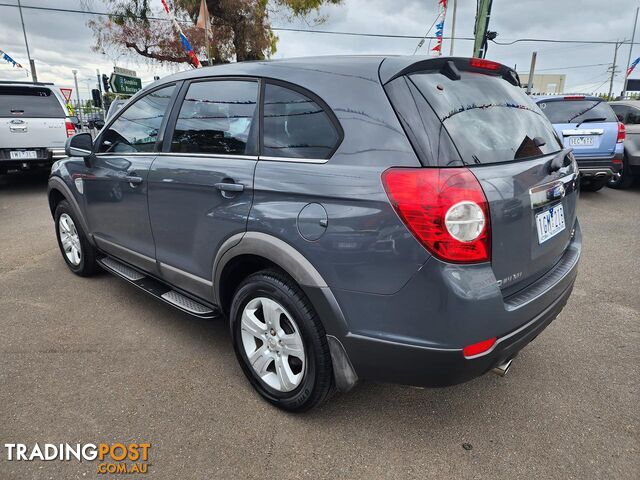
17;0;37;82
608;41;622;100
448;0;457;56
622;6;639;98
72;69;83;129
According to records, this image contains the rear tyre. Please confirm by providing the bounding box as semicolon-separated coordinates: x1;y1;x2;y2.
230;269;334;412
607;157;635;189
581;177;607;192
54;200;98;277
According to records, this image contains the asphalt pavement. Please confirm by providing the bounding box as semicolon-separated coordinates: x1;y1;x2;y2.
0;172;638;479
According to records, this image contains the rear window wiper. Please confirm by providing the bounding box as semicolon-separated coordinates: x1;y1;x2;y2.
575;117;606;128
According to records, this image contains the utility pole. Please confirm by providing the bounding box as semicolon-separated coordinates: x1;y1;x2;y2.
622;6;639;98
608;41;622;100
526;51;537;94
448;0;457;56
72;69;83;129
17;0;37;82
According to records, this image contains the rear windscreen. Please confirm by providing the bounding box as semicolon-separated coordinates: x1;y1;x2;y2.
536;99;617;124
407;72;562;165
0;86;65;118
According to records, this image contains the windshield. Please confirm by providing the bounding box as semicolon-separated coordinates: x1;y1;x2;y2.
0;86;65;118
536;99;617;124
408;72;562;165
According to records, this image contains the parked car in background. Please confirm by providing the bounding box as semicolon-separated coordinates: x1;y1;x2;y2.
535;95;624;191
49;56;581;411
0;81;76;175
608;99;640;188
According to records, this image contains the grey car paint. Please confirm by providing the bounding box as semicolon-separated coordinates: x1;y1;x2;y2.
49;55;581;390
610;100;640;168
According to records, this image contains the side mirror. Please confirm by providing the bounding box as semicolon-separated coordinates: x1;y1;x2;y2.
65;132;95;166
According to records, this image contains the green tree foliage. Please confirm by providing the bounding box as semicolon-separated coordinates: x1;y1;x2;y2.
89;0;342;66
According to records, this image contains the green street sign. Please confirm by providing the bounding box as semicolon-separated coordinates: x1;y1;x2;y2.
109;73;142;95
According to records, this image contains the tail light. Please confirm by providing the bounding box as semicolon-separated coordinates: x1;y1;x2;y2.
382;168;491;263
469;58;501;71
617;121;626;143
65;121;76;137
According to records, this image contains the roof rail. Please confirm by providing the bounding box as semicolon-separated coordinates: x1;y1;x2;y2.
0;80;55;86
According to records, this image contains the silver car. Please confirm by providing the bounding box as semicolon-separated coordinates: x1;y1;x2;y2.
609;99;640;188
0;81;74;175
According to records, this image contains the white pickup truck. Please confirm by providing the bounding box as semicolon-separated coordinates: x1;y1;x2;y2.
1;81;75;175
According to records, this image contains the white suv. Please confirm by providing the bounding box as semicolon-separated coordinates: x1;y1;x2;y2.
0;81;75;175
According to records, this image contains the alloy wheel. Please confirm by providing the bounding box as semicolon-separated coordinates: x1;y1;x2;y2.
58;213;82;266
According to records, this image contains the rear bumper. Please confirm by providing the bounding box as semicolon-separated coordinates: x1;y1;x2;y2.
576;151;623;177
0;148;65;171
332;221;582;388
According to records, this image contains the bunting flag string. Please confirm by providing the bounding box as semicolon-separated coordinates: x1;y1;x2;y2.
627;57;640;77
0;48;27;72
431;0;448;55
160;0;201;68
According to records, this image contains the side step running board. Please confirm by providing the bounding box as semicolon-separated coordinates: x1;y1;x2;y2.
97;256;218;319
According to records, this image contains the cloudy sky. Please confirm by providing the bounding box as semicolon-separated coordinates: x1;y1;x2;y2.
0;0;638;98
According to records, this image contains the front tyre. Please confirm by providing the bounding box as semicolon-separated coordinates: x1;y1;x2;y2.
54;200;98;277
230;269;334;412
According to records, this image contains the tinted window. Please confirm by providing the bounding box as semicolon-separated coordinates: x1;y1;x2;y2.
170;80;258;155
610;104;628;122
0;86;65;118
629;107;640;125
408;72;562;165
263;83;339;159
98;85;175;153
537;99;617;124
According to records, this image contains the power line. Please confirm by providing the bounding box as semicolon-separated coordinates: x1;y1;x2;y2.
0;2;633;46
531;62;610;72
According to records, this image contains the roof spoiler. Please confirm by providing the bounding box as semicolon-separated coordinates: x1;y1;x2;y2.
379;56;520;87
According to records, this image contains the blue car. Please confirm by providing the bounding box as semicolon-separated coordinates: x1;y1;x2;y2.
535;95;624;191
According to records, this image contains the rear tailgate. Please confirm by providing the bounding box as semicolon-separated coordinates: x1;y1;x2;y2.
0;85;68;153
386;60;578;294
536;98;618;157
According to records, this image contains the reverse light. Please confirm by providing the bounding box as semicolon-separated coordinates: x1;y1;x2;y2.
469;58;501;71
463;337;497;358
617;121;626;143
382;168;491;263
65;121;76;137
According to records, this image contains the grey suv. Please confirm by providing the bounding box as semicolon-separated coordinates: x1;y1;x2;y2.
48;56;581;411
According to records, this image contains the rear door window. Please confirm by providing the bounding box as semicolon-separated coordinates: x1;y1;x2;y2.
170;79;259;155
407;72;562;165
0;86;65;118
262;83;340;159
537;99;617;124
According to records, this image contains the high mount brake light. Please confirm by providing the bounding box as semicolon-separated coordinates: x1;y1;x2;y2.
617;122;626;143
563;95;585;100
469;58;501;71
382;168;491;263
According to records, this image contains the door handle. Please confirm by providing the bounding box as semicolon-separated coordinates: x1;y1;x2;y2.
123;175;143;185
214;182;244;192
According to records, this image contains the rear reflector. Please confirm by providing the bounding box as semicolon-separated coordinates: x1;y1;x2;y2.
65;121;76;137
563;95;585;100
382;168;491;263
469;58;501;71
617;121;626;143
463;337;497;358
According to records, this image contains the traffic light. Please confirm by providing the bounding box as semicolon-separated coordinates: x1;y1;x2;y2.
91;89;102;108
102;74;110;93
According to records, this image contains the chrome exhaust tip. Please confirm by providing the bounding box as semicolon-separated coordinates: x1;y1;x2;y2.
492;359;513;377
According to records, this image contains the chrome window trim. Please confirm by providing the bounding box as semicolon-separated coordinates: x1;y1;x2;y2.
258;155;328;164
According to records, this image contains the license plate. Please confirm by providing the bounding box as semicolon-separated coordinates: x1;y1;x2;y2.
9;150;38;160
536;204;566;244
569;136;594;146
